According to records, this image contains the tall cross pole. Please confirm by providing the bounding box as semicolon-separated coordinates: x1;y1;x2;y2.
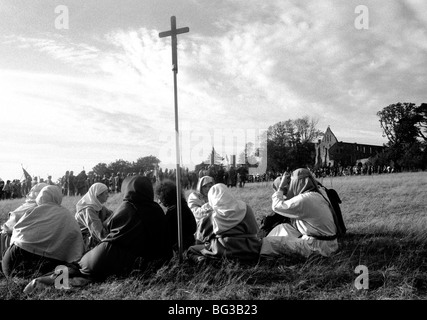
159;16;189;262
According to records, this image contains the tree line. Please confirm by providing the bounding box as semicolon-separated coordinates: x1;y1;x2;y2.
375;102;427;171
91;155;161;178
90;102;426;178
265;102;427;173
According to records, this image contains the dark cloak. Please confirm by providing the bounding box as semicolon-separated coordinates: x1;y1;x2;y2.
79;175;172;279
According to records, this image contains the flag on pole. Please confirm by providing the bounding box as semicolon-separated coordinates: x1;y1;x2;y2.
203;147;224;165
22;165;31;180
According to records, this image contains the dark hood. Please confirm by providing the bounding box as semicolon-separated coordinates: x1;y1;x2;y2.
122;175;154;206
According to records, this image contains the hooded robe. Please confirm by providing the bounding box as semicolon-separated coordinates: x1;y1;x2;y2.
78;175;172;280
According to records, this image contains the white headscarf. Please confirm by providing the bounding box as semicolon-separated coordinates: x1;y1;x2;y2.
196;176;215;193
286;168;320;199
35;185;63;205
76;183;108;213
12;185;84;263
195;176;215;202
3;182;48;231
27;183;49;203
208;183;247;234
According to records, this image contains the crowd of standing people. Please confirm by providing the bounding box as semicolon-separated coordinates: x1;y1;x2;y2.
0;175;56;201
312;163;399;178
1;163;281;202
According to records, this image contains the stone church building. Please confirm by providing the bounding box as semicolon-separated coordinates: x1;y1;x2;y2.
315;126;386;168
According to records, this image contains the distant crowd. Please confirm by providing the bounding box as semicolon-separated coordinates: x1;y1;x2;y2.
312;164;398;178
0;164;283;201
1;162;399;202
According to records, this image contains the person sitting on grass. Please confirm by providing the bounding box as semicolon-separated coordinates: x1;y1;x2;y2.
1;182;48;259
260;168;339;259
22;175;174;293
187;176;215;243
75;182;113;252
187;183;261;263
1;185;84;278
76;175;173;281
257;176;291;239
155;179;197;253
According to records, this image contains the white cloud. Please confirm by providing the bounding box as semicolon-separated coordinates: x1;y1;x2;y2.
1;0;426;179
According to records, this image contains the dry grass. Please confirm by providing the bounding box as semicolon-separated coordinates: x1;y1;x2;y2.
1;172;427;300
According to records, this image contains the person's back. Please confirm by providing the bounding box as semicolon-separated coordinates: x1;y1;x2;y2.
76;171;88;195
0;180;4;199
2;183;48;234
11;185;83;262
78;175;172;280
68;172;76;196
165;201;196;251
2;181;12;199
2;185;84;277
212;203;260;261
105;197;170;259
188;183;261;263
1;184;46;259
62;171;69;195
155;179;197;252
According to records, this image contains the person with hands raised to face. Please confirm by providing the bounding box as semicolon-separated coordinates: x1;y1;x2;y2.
257;174;291;238
277;172;291;194
187;176;215;243
260;168;339;259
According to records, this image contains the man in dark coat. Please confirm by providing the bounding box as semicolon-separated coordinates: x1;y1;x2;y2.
75;170;88;196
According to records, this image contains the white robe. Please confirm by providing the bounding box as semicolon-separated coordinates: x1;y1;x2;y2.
261;190;338;258
11;185;84;263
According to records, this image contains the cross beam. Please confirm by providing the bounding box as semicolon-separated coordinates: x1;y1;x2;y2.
159;16;189;73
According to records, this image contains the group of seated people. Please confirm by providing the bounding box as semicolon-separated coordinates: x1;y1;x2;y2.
0;168;341;291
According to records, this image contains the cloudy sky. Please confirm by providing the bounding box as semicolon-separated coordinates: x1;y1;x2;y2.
1;0;426;182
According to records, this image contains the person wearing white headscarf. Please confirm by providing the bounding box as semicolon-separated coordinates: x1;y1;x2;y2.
187;176;215;243
22;176;172;290
1;185;84;277
1;182;48;259
187;176;215;223
260;168;338;258
75;182;112;252
188;183;261;262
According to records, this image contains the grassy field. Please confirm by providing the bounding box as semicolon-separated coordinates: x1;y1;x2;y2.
1;172;427;301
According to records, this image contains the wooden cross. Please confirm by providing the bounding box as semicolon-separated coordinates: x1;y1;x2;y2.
159;16;189;73
159;16;189;261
